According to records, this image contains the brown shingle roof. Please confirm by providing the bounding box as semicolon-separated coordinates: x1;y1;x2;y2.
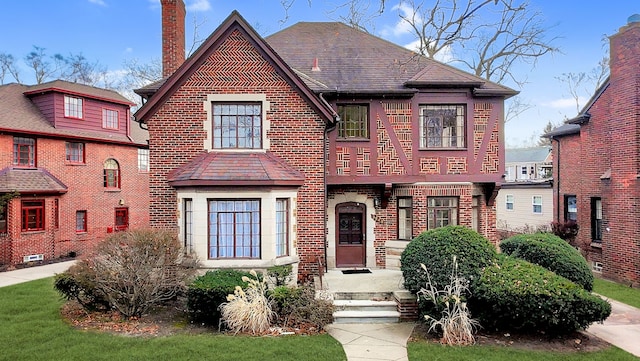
24;80;134;105
265;22;516;96
0;83;147;146
0;167;67;194
167;151;305;187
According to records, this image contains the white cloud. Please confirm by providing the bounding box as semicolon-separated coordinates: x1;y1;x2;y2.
186;0;211;12
544;97;585;109
380;3;419;38
88;0;107;6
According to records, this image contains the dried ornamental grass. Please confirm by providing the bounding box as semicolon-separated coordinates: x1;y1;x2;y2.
418;256;480;346
220;270;274;335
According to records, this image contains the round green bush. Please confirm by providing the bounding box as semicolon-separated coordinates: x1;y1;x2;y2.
500;232;594;291
471;255;610;334
187;269;258;326
400;225;497;294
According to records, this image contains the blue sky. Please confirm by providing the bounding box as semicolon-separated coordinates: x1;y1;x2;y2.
1;0;637;146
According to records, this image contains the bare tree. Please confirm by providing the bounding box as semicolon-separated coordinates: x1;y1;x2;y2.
328;0;385;32
24;46;60;84
0;53;21;84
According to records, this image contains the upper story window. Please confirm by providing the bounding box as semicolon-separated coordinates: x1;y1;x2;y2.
22;200;44;232
102;109;119;129
212;103;262;149
65;142;85;163
205;94;270;151
64;95;83;119
337;104;369;139
138;149;149;172
419;105;465;149
13;137;36;167
103;158;120;189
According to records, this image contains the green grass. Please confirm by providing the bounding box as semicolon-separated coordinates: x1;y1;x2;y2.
0;278;346;361
408;339;638;361
594;278;640;309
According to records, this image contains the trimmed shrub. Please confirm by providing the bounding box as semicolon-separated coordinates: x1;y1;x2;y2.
471;255;611;334
269;285;334;330
500;232;594;291
187;269;257;326
54;262;109;311
401;226;497;294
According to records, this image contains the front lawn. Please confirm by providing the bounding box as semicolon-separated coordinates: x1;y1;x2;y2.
0;278;346;361
593;278;640;309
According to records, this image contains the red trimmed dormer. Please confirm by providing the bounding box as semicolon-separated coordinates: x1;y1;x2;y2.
23;80;134;137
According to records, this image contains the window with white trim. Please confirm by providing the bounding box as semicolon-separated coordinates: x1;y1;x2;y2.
212;103;262;149
397;197;413;240
102;109;119;129
138;149;149;172
505;194;514;210
64;96;83;118
532;195;543;214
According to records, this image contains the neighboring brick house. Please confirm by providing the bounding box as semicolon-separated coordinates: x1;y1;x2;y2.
135;2;516;279
496;147;553;234
0;80;149;267
545;15;640;286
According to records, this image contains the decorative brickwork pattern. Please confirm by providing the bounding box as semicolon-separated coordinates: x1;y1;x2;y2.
447;157;467;174
336;146;350;175
356;147;371;175
473;102;490;161
377;114;406;175
419;157;440;174
482;117;500;174
383;102;413;166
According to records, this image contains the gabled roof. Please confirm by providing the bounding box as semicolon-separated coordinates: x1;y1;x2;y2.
505;146;551;163
0;167;68;194
167;151;305;187
265;22;517;97
24;79;134;106
0;83;147;146
135;11;336;124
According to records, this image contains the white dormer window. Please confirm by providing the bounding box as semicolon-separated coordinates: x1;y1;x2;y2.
64;95;83;119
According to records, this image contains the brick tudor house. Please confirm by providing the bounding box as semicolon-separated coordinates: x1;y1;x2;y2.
0;80;149;266
135;1;516;279
545;15;640;286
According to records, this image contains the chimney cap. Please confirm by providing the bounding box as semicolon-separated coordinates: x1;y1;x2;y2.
628;14;640;24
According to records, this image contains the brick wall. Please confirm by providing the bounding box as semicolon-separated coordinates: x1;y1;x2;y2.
0;134;149;266
146;29;326;279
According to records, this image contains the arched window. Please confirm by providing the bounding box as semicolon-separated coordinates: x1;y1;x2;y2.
104;158;120;188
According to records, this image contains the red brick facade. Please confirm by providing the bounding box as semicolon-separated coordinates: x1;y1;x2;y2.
551;19;640;286
0;83;149;267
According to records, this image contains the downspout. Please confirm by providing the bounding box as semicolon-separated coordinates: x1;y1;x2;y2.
552;136;561;222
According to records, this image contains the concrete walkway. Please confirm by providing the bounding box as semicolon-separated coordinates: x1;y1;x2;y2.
325;322;415;361
0;260;75;287
587;298;640;357
1;263;640;359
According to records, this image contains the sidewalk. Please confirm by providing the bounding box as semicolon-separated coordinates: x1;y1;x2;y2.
325;322;415;361
0;260;75;288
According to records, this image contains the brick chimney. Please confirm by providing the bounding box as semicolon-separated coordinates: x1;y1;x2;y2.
608;15;640;112
161;0;186;78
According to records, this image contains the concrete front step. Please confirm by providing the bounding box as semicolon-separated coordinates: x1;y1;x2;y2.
333;310;401;324
334;299;398;312
332;291;394;301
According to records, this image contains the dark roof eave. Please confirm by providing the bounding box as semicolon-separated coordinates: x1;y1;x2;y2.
543;124;581;138
473;88;519;98
14;189;68;195
168;180;304;187
319;89;418;98
567;113;591;125
23;87;135;106
0;127;147;147
404;81;484;88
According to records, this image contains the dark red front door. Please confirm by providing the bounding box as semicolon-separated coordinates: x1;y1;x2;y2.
336;203;365;267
